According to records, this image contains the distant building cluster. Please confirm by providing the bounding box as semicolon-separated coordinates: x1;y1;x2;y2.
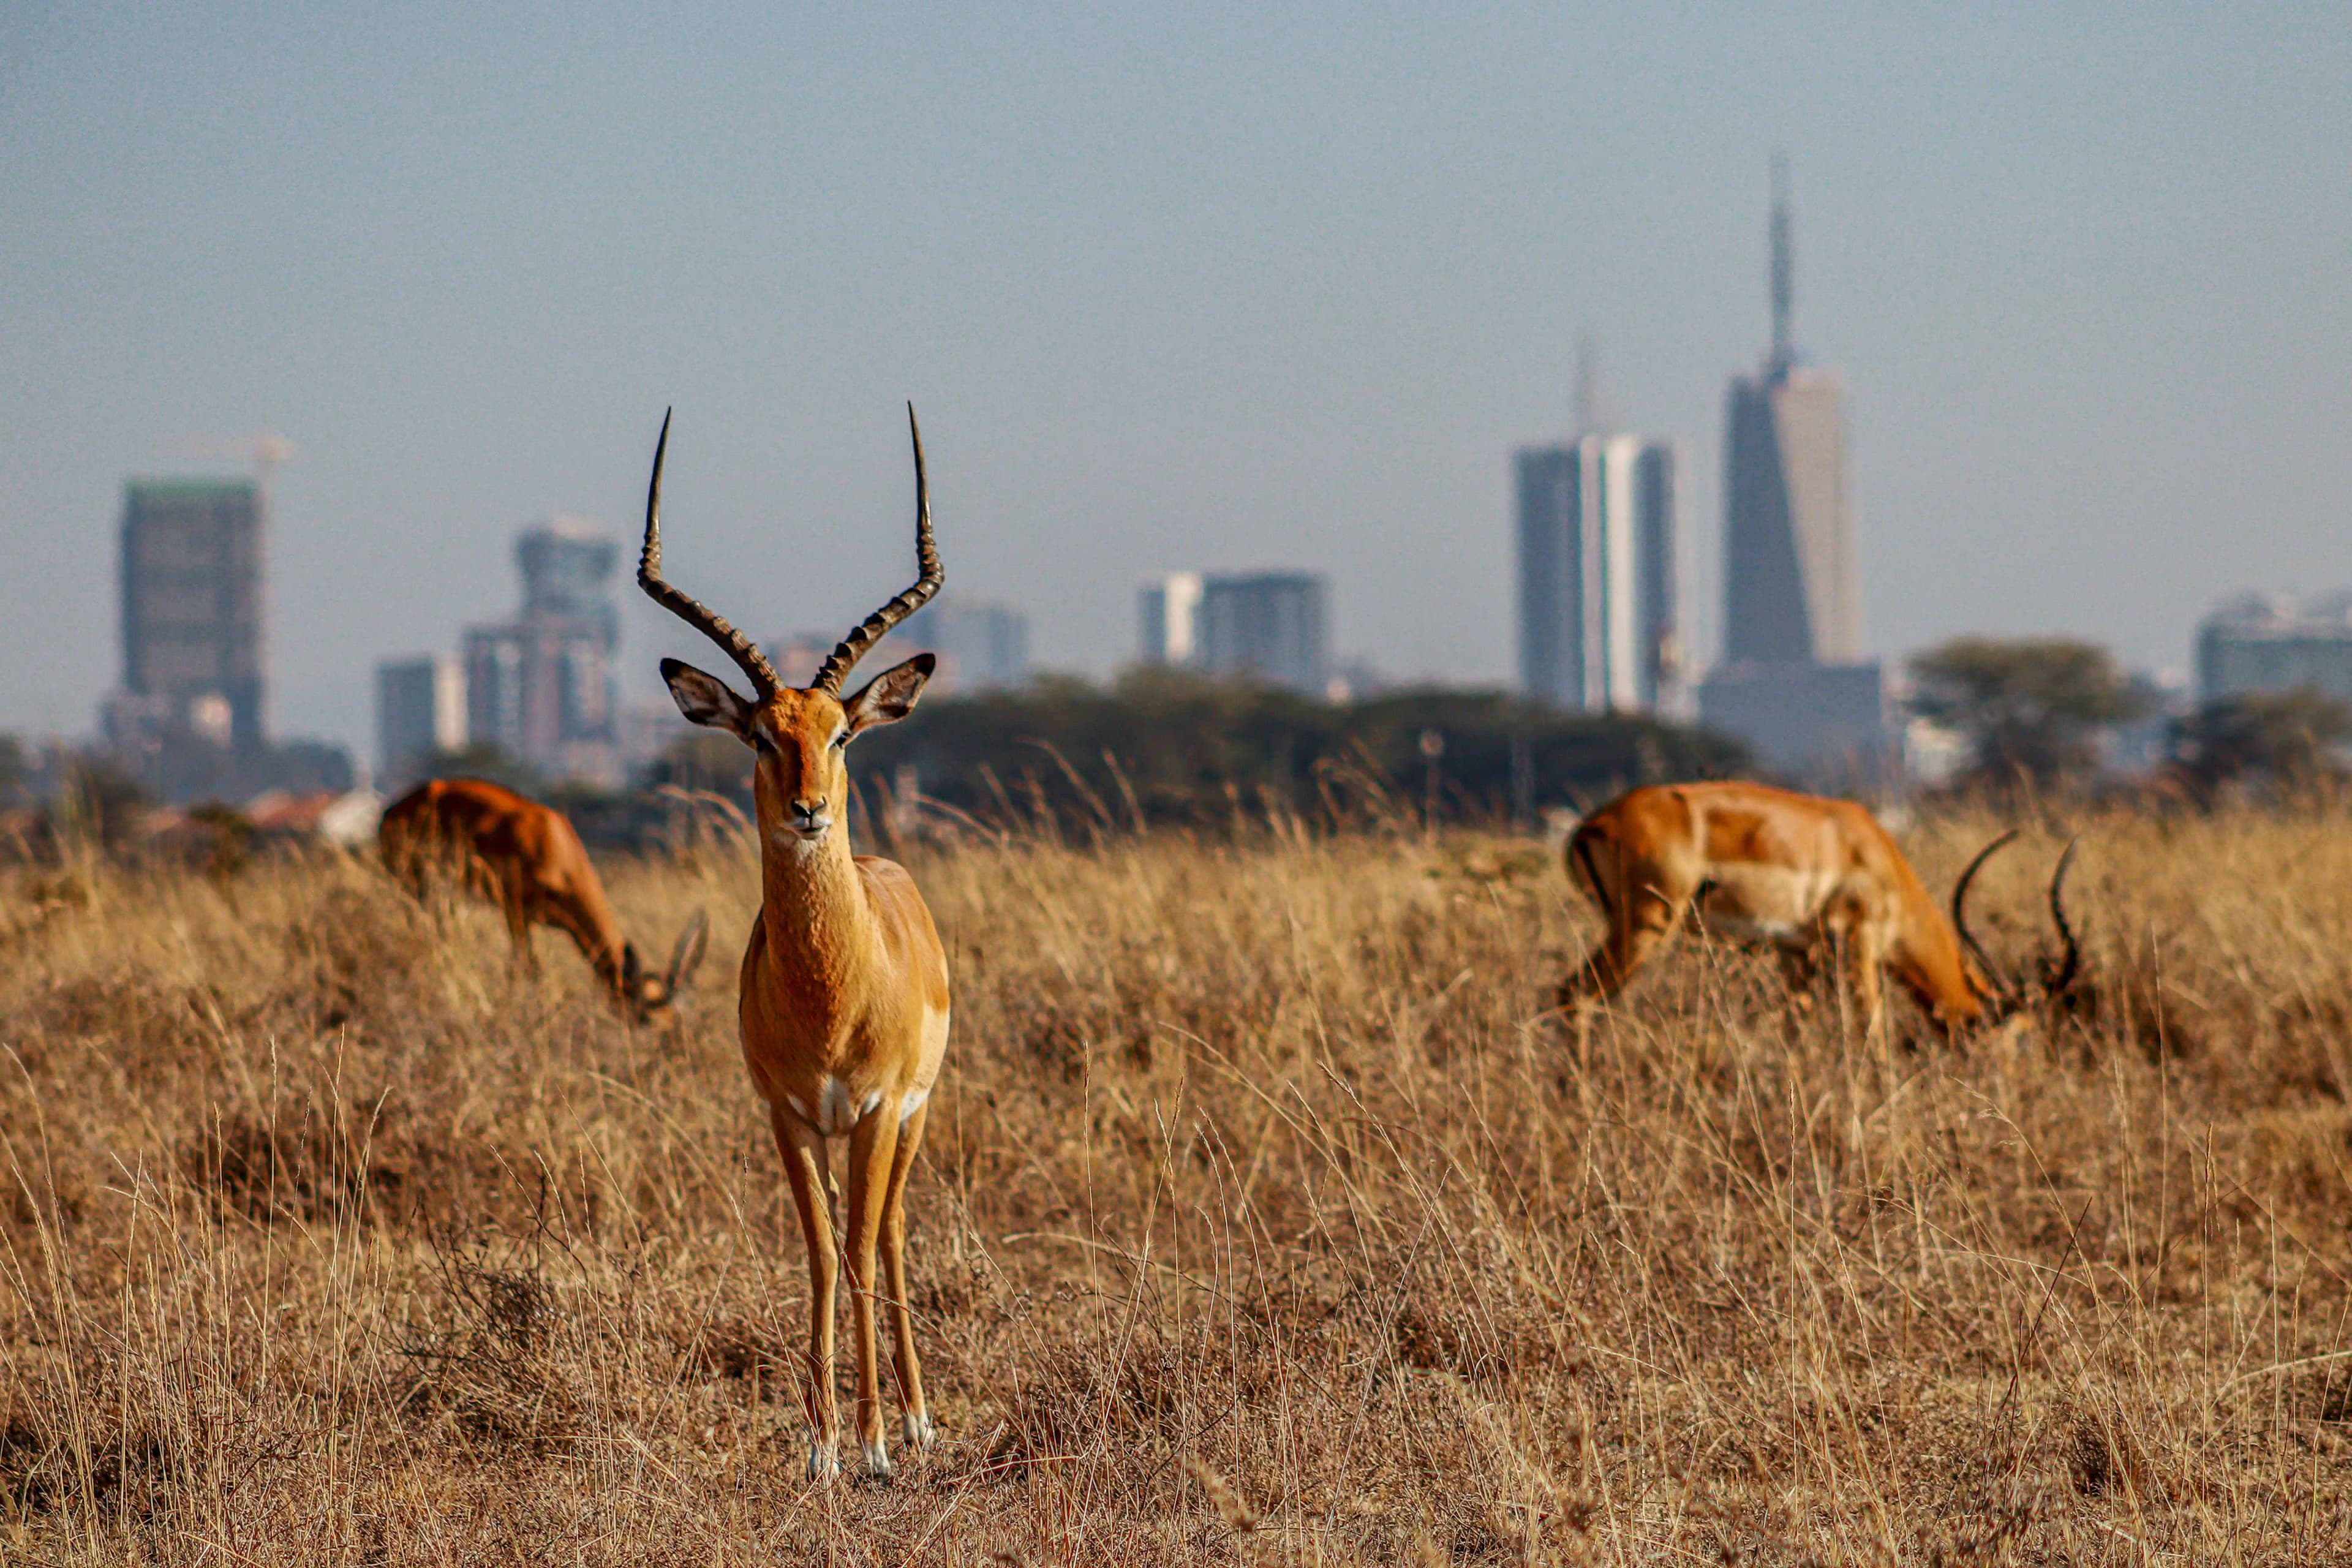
377;518;642;789
738;601;1035;703
375;525;1038;786
464;520;624;781
1513;157;1885;783
2196;592;2352;707
896;600;1031;693
83;161;2288;814
1137;570;1332;697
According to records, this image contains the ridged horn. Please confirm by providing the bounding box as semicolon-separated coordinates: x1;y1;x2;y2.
2042;837;2082;996
635;409;783;700
810;403;943;695
1950;828;2020;999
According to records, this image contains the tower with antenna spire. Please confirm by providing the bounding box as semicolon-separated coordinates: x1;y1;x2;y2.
1769;153;1794;371
1719;154;1857;665
1698;156;1884;781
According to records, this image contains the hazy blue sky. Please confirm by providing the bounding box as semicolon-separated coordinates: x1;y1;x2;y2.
4;4;2347;758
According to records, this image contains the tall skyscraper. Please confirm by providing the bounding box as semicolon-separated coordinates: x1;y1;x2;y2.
1722;160;1860;666
375;655;466;785
463;517;623;783
1139;570;1331;695
116;478;267;750
1138;571;1205;666
1199;573;1329;695
1515;434;1681;714
1700;159;1884;782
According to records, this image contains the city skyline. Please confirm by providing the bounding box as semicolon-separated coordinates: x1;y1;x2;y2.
4;7;2349;761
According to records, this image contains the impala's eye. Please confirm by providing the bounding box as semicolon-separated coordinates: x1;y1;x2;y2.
830;731;848;751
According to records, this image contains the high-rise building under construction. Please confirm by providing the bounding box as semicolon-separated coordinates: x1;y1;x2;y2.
116;478;268;750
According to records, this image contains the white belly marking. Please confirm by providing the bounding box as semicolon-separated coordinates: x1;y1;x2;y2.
816;1078;856;1136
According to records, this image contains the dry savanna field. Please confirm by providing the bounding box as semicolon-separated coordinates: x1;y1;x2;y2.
4;810;2352;1564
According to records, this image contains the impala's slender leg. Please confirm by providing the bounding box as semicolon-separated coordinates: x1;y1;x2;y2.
1777;946;1822;1011
498;869;539;974
879;1101;935;1450
771;1106;842;1480
843;1106;905;1479
1845;929;1888;1049
1555;879;1685;1065
1826;910;1888;1051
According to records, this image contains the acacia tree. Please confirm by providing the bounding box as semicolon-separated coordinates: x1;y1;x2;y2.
1909;636;2144;791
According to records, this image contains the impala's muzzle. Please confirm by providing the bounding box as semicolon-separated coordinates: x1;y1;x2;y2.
785;797;831;841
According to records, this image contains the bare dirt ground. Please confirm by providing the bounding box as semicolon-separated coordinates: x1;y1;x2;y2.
4;813;2350;1563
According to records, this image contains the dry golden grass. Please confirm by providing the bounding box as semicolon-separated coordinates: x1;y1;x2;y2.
4;812;2351;1564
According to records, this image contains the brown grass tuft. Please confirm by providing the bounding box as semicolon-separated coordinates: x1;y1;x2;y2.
2;812;2350;1560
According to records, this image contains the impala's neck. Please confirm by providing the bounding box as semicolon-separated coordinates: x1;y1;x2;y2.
1894;881;1985;1025
550;885;634;996
760;828;878;986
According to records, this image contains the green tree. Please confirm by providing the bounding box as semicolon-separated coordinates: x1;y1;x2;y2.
0;734;24;810
1909;636;2143;790
45;753;154;848
2169;688;2350;796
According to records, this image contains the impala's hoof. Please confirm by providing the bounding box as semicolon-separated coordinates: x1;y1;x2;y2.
807;1439;840;1483
862;1440;894;1482
902;1411;938;1450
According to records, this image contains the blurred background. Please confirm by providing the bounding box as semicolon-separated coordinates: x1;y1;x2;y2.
2;3;2346;834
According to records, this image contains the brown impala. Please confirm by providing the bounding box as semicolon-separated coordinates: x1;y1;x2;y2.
637;405;948;1483
1553;781;2076;1047
380;778;709;1024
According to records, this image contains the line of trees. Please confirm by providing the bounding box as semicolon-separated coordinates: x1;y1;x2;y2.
12;628;2342;864
1907;635;2349;801
647;669;1753;834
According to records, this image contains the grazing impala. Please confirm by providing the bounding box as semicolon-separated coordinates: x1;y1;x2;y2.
1553;781;2076;1046
380;778;709;1025
637;405;948;1482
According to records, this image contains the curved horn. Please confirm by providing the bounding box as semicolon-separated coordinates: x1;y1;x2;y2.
810;403;944;695
2041;837;2082;996
1950;827;2021;998
636;409;783;699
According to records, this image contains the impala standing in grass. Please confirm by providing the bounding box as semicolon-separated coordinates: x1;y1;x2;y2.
380;777;707;1025
638;405;949;1483
1553;780;2077;1049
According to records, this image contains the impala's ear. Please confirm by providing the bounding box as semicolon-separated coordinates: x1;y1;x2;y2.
662;658;756;741
666;909;709;991
843;653;936;735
